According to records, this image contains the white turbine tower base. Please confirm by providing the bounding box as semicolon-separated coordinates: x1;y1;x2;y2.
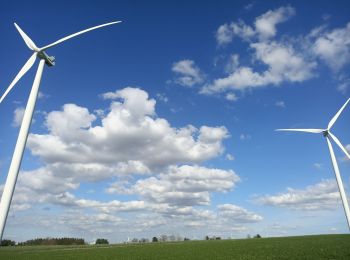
276;98;350;230
0;21;121;241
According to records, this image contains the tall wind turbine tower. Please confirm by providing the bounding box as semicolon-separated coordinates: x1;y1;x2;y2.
0;21;121;241
276;98;350;230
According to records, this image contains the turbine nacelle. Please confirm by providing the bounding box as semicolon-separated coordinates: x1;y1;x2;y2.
322;130;329;137
37;51;55;67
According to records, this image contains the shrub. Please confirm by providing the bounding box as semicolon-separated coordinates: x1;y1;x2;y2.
95;238;109;245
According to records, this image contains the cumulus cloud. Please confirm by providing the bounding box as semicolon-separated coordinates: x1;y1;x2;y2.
312;23;350;72
215;6;295;45
129;165;240;207
256;179;341;211
202;41;316;94
254;6;295;40
28;88;228;170
172;60;205;87
15;87;231;211
213;7;307;94
206;5;350;96
216;20;255;45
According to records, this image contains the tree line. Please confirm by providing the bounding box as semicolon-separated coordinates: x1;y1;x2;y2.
17;237;85;246
1;234;262;246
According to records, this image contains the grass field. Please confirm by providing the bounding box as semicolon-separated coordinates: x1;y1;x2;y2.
0;234;349;260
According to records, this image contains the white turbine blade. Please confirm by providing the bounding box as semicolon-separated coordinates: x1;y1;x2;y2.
328;98;350;130
39;21;121;51
329;132;350;160
14;23;39;51
275;128;324;133
0;53;37;103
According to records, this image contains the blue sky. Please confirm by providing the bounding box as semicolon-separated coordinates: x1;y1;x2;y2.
0;0;350;243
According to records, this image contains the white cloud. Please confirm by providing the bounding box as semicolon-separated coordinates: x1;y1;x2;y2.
256;179;341;211
204;5;335;97
275;101;286;108
216;20;255;45
226;153;235;161
28;88;228;171
254;6;295;40
216;24;235;45
100;87;156;120
5;162;260;243
226;93;238;102
5;160;250;241
252;42;316;82
218;204;263;223
312;23;350;72
12;107;25;127
215;6;295;45
172;60;205;87
202;41;316;94
110;165;240;207
45;103;96;141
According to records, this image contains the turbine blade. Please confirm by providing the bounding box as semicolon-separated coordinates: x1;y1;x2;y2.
14;23;39;51
39;21;121;51
275;128;324;133
328;98;350;130
0;53;37;103
329;132;350;160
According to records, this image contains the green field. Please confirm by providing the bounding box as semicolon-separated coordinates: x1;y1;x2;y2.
0;234;349;260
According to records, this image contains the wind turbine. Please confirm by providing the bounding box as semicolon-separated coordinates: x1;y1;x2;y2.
0;21;121;240
276;98;350;230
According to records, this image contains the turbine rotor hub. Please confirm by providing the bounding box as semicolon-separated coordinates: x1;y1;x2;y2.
37;51;55;67
323;130;329;137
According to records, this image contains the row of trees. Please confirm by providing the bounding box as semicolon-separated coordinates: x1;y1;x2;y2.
1;239;16;246
205;236;221;240
17;237;85;246
1;237;109;246
125;235;191;244
1;234;262;246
